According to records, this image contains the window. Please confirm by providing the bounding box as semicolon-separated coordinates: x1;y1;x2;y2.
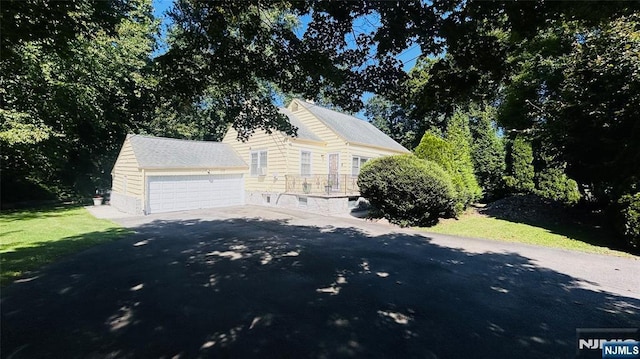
251;150;268;176
351;156;370;176
300;151;311;177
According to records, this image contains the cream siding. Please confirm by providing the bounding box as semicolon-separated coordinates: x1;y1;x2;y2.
347;143;405;161
287;99;408;177
287;142;326;176
111;138;143;198
345;143;403;177
288;100;350;175
219;100;408;195
222;127;290;193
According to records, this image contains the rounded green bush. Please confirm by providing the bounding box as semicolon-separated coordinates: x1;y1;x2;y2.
535;167;581;205
357;154;456;227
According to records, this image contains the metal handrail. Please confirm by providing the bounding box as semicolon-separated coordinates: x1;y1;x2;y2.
285;174;360;195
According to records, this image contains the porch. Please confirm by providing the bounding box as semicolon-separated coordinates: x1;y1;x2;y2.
284;174;360;196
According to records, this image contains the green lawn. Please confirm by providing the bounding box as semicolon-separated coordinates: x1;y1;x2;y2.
0;206;130;285
424;211;634;257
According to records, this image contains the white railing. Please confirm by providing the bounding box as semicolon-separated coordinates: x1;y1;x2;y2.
285;174;360;195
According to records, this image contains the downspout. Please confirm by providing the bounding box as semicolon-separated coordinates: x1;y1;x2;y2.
345;142;350;195
141;168;147;215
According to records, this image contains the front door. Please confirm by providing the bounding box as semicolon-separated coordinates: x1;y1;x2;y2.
328;153;340;191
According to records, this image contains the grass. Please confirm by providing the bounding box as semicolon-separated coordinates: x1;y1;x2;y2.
0;205;131;285
424;207;635;257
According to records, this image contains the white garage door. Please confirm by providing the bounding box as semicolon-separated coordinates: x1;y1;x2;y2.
147;174;244;214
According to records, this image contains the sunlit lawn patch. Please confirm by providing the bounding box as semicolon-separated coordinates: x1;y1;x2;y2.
424;208;634;257
1;205;130;285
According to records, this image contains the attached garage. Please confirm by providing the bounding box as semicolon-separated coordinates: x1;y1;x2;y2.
110;134;248;215
147;174;244;213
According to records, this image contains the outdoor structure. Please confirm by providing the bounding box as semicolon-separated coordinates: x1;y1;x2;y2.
110;135;247;214
111;99;409;215
221;99;410;214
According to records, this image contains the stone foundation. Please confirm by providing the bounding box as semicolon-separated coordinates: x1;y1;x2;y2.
110;191;143;215
246;191;367;215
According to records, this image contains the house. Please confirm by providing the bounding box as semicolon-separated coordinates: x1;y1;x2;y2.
220;99;410;213
110;99;409;215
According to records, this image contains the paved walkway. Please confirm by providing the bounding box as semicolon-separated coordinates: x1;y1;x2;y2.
84;204;136;220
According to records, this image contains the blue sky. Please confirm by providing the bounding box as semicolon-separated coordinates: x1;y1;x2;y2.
151;0;422;119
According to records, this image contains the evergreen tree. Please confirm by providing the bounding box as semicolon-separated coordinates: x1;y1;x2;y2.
536;167;581;205
469;105;506;200
446;110;483;209
415;110;482;213
504;136;535;193
414;131;453;173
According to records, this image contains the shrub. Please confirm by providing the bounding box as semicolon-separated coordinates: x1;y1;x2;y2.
504;135;535;193
357;154;456;227
535;167;581;205
616;192;640;248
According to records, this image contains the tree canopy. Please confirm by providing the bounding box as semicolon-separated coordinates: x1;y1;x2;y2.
1;0;158;199
2;0;638;213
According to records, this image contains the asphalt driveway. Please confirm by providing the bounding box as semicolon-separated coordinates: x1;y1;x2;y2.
2;206;639;358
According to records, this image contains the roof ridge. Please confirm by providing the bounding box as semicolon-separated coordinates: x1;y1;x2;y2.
130;134;227;145
295;99;362;120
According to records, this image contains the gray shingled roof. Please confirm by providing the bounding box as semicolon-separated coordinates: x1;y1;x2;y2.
128;135;247;169
296;100;409;152
279;108;323;142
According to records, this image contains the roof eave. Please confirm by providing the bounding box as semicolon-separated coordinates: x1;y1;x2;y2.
140;165;249;170
288;137;326;146
346;141;410;154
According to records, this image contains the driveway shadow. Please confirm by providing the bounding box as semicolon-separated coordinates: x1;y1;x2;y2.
2;217;639;358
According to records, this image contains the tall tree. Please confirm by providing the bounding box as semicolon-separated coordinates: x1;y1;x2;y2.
547;15;640;200
504;136;535;194
445;110;483;208
1;0;158;200
469;105;505;200
364;95;419;150
156;0;438;140
415;110;482;212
